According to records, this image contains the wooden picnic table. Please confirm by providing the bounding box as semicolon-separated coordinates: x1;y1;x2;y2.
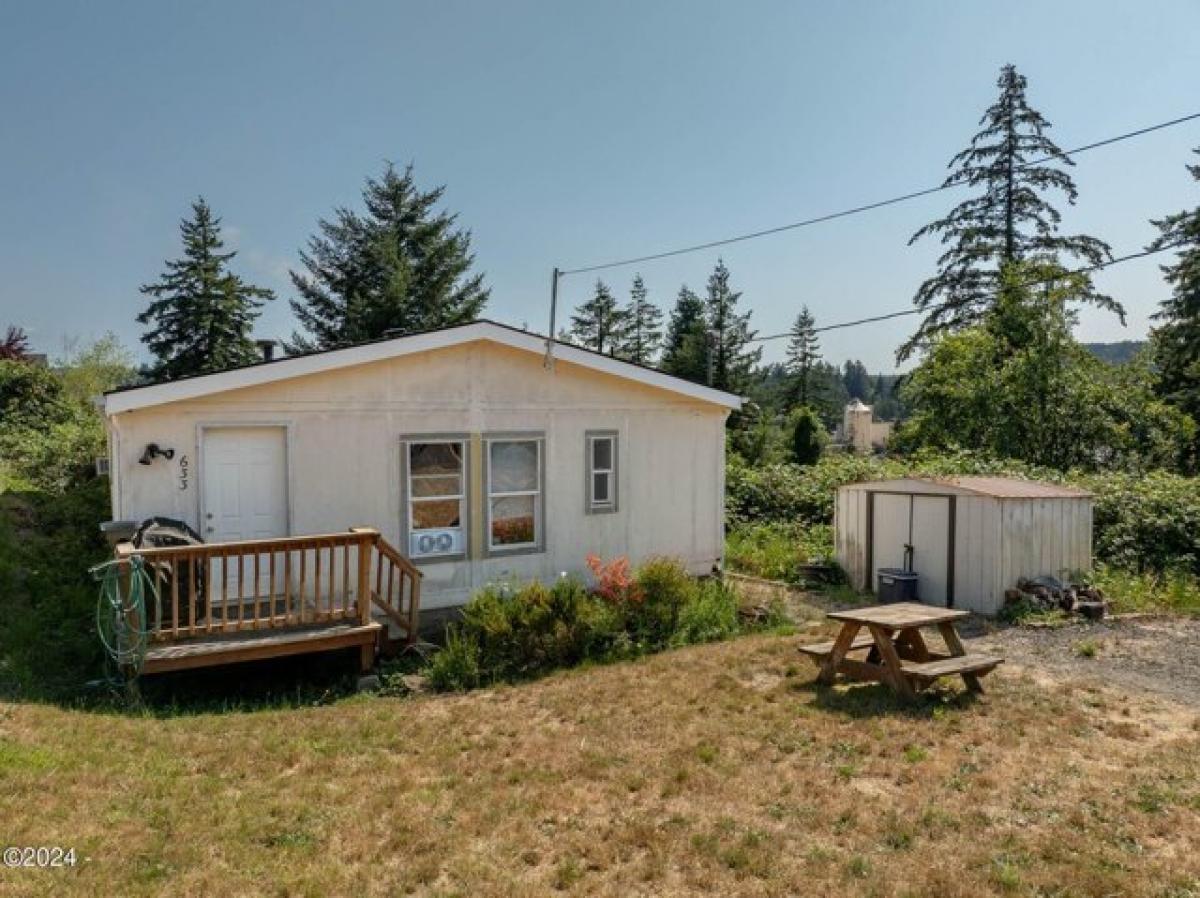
799;602;1002;698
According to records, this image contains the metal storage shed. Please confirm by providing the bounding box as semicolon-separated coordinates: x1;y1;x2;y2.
834;476;1093;615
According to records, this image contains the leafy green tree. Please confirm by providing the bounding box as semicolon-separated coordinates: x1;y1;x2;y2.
902;64;1118;360
788;405;827;465
896;262;1192;472
56;334;138;403
704;260;761;392
1148;145;1200;466
569;280;629;355
785;306;821;406
289;163;488;350
619;274;663;365
138;198;274;379
660;286;709;383
0;326;30;361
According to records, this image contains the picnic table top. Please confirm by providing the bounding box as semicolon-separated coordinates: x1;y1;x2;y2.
827;602;969;629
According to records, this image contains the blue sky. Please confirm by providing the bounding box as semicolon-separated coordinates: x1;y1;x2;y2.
1;1;1197;372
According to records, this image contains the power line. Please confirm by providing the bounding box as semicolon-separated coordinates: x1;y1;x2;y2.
750;240;1187;343
557;112;1200;277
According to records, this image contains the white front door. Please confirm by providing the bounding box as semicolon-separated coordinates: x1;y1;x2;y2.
202;427;289;543
201;427;289;610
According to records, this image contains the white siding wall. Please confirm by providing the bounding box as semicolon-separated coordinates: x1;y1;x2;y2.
108;341;729;609
996;497;1093;602
835;485;871;590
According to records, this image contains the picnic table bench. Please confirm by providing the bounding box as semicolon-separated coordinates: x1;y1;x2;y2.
799;602;1002;698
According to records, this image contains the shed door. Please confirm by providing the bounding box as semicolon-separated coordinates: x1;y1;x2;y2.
870;493;952;606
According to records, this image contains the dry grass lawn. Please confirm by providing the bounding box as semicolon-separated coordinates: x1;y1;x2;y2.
2;630;1200;897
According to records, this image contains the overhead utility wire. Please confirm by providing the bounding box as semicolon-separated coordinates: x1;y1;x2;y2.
748;240;1188;343
557;112;1200;277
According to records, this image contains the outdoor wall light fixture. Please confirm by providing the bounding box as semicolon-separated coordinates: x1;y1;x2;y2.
138;443;175;466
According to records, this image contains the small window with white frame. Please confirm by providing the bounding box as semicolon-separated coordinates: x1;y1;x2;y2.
405;440;467;559
486;436;543;553
586;431;618;513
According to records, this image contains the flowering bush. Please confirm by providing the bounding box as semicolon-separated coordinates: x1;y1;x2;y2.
585;553;641;604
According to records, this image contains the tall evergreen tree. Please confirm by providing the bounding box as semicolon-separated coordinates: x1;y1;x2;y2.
785;306;821;406
0;326;31;361
704;259;761;392
569;280;629;355
289;163;488;350
138;198;273;380
1149;145;1200;464
619;274;663;365
660;286;709;383
842;360;872;400
901;64;1118;360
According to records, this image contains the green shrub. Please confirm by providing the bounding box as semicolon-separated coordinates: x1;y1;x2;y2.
725;522;835;583
629;557;694;647
424;558;753;692
459;578;596;680
425;628;482;692
672;579;739;645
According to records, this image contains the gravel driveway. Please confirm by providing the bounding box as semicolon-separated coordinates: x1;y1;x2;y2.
964;614;1200;709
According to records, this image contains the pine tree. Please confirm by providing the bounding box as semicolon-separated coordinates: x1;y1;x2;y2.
138;198;273;380
0;326;30;361
289;163;488;350
901;64;1119;360
660;286;709;383
842;360;872;400
619;274;663;365
785;306;821;406
569;280;629;355
1149;145;1200;463
704;259;761;392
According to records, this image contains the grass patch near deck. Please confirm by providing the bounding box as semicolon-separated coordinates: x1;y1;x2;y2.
2;634;1199;896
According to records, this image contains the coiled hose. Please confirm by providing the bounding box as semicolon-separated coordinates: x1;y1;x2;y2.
90;556;160;678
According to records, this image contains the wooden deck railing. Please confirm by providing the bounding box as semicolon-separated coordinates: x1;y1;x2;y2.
367;532;422;643
114;527;421;645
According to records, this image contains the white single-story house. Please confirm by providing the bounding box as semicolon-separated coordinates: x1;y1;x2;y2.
834;476;1093;615
102;320;741;616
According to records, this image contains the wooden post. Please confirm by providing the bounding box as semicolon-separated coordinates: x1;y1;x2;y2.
350;528;378;627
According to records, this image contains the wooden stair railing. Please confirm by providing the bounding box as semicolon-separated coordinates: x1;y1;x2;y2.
366;534;423;644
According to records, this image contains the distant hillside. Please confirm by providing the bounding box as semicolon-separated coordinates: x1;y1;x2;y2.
1084;341;1146;365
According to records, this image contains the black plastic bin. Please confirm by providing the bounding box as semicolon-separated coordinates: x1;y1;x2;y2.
877;568;918;603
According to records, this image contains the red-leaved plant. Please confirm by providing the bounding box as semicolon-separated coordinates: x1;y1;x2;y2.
585;553;643;604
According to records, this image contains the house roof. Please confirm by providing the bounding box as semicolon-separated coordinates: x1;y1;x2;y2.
103;319;744;415
850;475;1092;499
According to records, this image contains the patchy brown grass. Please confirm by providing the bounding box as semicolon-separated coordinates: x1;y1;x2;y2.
2;633;1200;897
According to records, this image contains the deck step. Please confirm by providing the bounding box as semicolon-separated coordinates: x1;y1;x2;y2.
900;654;1003;681
142;621;381;674
798;634;876;658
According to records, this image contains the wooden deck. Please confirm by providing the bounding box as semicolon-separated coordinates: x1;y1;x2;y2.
113;527;421;676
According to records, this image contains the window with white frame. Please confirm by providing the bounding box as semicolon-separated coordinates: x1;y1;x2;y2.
486;437;542;551
405;440;466;559
586;432;618;513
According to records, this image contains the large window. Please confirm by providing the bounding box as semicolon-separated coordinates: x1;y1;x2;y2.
586;431;618;513
406;440;466;559
486;437;543;552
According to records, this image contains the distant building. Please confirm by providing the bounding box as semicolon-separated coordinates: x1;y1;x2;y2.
833;399;891;452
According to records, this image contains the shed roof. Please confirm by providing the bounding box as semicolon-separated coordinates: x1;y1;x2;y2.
103;319;744;415
849;476;1092;499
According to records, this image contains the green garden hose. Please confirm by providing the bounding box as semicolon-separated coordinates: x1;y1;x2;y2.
90;556;160;677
